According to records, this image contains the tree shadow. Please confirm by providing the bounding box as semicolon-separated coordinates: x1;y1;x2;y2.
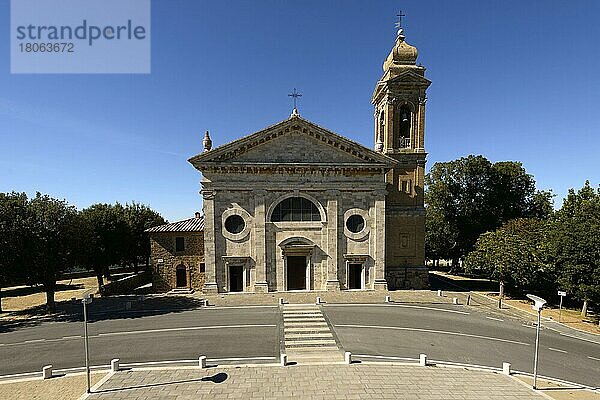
428;272;497;292
2;283;85;298
0;295;206;333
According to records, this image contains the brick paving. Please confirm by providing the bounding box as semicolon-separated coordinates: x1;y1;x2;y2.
84;364;545;400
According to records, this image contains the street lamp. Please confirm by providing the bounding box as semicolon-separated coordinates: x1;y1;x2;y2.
526;294;547;390
82;293;93;394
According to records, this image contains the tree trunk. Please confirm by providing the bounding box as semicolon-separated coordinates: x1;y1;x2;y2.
499;281;505;298
134;259;139;274
145;256;150;271
0;286;3;313
45;285;56;314
449;257;459;274
581;300;588;317
96;272;104;289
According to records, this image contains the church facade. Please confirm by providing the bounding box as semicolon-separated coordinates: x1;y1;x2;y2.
148;28;430;293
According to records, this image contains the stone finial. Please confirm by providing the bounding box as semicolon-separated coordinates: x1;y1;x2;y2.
202;130;212;152
195;212;201;219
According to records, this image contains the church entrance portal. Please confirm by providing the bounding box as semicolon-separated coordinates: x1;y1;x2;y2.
348;263;363;289
287;256;307;290
176;265;187;288
229;265;244;292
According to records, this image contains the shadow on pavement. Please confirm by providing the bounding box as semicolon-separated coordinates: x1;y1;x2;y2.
95;372;228;394
0;295;205;333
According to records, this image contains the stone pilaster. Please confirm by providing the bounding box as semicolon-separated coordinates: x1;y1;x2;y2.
201;189;218;294
254;190;268;292
326;190;340;290
373;190;388;290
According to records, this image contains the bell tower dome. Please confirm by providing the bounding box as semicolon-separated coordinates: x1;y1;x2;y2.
372;27;430;154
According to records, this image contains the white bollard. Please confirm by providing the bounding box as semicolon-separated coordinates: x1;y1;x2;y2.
279;298;284;305
453;297;459;305
198;355;207;368
419;354;427;367
344;351;352;365
316;296;321;304
437;290;442;297
204;299;209;307
280;353;287;367
111;358;120;372
42;365;53;379
385;296;391;303
502;362;511;375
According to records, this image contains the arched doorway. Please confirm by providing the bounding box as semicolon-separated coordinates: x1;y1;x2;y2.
280;237;314;291
176;264;187;288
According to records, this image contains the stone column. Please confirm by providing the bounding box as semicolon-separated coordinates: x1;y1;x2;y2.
373;189;388;290
326;190;340;290
201;190;218;294
254;190;268;293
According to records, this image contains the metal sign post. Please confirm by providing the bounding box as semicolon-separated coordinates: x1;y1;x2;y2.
82;294;93;393
557;291;566;323
526;294;547;390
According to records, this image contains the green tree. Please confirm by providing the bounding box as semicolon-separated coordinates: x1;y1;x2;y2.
123;202;165;273
464;218;549;296
80;203;130;288
27;193;79;313
0;192;31;312
547;181;600;315
425;155;552;270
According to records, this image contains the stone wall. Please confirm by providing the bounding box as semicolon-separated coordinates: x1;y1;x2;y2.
149;231;205;292
386;265;429;290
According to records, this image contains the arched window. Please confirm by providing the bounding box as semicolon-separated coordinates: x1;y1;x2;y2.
394;106;412;148
378;110;385;143
271;197;321;222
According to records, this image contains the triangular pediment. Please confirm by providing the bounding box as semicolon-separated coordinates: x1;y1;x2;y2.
387;69;431;85
189;116;397;171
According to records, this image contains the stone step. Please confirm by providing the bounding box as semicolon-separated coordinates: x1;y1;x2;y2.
284;320;328;324
284;327;331;333
285;333;334;340
283;306;319;310
283;317;326;322
287;349;343;358
284;339;338;347
282;312;323;317
284;322;329;328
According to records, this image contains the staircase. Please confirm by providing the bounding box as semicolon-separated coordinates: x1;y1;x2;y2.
282;304;343;363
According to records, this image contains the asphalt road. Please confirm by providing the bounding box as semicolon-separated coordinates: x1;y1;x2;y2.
0;306;280;375
324;304;600;388
0;300;598;388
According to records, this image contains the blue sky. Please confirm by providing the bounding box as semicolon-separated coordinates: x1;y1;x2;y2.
1;0;599;221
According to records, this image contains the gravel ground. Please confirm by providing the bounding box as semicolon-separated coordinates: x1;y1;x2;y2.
0;372;105;400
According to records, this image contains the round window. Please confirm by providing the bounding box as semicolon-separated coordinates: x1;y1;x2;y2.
224;215;245;234
346;214;365;233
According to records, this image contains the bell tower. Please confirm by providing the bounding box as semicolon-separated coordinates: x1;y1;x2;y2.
372;21;431;289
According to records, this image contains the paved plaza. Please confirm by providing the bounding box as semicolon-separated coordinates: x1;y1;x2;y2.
84;364;546;400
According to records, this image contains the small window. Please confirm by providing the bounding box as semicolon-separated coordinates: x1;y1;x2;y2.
346;214;365;233
175;237;185;252
225;215;245;234
199;263;205;273
401;179;412;194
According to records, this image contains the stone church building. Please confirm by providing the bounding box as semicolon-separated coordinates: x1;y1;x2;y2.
148;27;430;294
